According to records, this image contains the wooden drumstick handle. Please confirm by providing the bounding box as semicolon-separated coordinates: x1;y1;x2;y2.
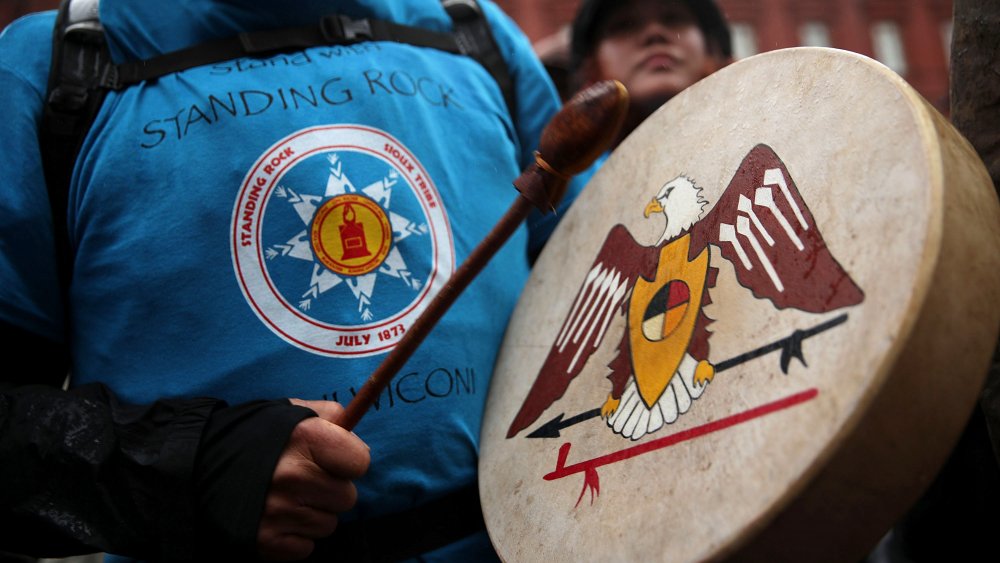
338;80;629;431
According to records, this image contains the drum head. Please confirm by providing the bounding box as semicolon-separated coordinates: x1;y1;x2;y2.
480;48;1000;562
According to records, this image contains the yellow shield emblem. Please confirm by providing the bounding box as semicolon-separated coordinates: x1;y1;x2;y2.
628;234;709;408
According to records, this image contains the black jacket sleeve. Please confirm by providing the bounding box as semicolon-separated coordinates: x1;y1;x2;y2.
0;381;217;560
0;321;316;561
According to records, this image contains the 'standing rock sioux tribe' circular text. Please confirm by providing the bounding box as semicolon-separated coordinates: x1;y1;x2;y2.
232;126;454;357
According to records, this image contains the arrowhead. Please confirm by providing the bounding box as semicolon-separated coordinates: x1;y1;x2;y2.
527;413;566;439
779;330;808;374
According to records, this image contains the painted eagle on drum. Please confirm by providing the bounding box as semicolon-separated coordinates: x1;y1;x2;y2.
506;144;864;441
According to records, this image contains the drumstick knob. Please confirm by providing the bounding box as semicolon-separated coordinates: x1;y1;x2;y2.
541;80;629;175
516;80;629;211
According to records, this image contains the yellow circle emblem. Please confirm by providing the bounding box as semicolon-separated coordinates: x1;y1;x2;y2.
311;194;393;276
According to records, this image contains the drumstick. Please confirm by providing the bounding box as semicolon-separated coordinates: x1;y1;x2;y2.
338;80;629;431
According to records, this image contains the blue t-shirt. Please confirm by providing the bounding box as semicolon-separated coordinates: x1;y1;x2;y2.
0;1;587;559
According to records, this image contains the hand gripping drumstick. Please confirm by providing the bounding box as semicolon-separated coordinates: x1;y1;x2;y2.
339;80;629;431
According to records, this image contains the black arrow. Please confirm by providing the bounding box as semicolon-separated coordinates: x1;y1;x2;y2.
526;314;849;438
713;313;847;374
527;409;602;438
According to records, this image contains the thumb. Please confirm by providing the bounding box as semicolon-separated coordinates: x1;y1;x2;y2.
290;398;345;425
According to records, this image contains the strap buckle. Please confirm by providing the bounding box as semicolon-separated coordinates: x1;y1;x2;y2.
321;14;373;43
99;64;121;91
442;0;481;22
47;84;89;113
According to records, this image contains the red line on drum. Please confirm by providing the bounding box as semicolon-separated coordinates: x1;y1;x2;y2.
543;388;819;507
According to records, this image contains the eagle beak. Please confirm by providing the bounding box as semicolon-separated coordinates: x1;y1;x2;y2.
644;198;663;218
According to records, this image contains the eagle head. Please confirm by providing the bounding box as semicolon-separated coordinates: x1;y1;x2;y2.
643;175;708;244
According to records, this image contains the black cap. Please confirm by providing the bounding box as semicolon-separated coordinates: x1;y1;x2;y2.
570;0;733;70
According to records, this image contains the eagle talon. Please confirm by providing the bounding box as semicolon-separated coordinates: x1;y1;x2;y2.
694;360;715;386
600;394;620;419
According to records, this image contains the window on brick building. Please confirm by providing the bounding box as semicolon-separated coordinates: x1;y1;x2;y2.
730;23;758;59
871;21;908;75
799;21;831;47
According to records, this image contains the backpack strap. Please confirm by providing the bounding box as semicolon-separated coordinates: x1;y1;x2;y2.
39;0;112;309
101;1;514;117
105;15;461;88
443;0;515;119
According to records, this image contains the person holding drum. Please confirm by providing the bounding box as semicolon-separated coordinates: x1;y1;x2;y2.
569;0;733;148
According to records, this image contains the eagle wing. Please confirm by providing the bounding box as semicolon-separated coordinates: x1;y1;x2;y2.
688;144;864;312
506;225;659;438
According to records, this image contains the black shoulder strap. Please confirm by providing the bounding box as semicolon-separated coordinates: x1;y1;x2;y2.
40;0;113;305
443;0;516;118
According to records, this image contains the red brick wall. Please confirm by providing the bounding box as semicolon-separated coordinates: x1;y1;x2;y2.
0;0;58;28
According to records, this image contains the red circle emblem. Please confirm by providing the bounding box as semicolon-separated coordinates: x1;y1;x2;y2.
310;194;393;276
